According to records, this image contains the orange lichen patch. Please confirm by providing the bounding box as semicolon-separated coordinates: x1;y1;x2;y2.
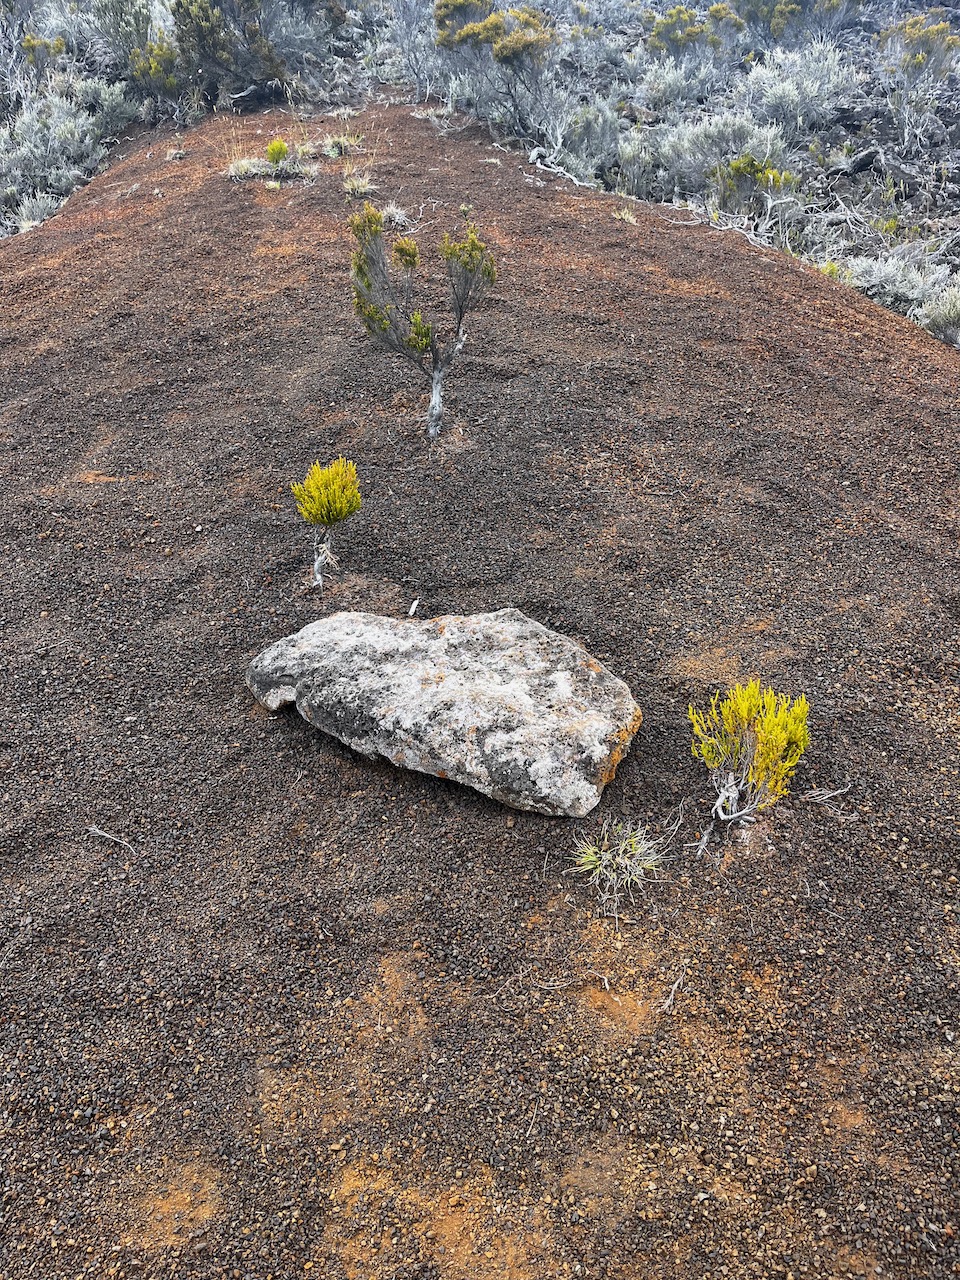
815;1059;876;1142
597;706;643;787
135;1160;222;1249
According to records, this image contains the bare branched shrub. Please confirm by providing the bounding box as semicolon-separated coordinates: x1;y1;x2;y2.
373;0;441;99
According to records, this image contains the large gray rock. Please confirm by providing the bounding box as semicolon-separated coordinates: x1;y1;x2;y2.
247;608;642;817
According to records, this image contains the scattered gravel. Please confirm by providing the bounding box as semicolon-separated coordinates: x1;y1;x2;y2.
0;102;957;1280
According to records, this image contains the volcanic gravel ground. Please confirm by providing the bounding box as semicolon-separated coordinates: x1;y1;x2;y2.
1;101;958;1280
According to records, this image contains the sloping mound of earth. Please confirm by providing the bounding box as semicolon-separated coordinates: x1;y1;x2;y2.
1;100;958;1280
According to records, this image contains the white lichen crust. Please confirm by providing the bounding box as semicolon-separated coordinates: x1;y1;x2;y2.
247;608;642;817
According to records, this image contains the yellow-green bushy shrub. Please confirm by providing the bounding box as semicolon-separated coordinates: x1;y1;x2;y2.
291;458;361;589
266;137;289;165
291;457;361;527
689;679;810;820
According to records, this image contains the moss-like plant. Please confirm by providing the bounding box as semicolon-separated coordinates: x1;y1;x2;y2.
689;680;810;822
266;137;289;165
291;457;361;590
349;202;496;439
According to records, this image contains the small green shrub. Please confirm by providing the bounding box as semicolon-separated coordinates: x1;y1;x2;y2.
20;33;66;70
646;2;746;54
689;679;809;821
711;150;797;212
129;35;181;99
349;202;496;439
879;10;960;85
266;137;289;165
291;457;361;589
435;0;556;66
171;0;286;101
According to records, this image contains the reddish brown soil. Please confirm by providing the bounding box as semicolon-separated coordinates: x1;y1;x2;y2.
1;99;959;1280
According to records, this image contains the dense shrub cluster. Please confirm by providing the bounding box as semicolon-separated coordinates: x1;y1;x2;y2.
371;0;960;345
2;0;960;346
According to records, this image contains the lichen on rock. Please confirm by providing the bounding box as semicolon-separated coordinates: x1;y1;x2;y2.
247;607;642;817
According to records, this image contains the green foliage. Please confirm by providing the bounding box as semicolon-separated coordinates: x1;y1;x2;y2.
647;0;745;51
406;310;434;354
348;202;496;437
436;0;555;68
348;201;384;245
266;137;289;165
291;457;361;528
730;0;854;41
690;680;810;818
21;33;65;68
440;221;497;284
392;235;420;270
710;150;797;214
879;10;960;83
647;6;706;54
171;0;286;98
129;35;180;98
171;0;234;87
